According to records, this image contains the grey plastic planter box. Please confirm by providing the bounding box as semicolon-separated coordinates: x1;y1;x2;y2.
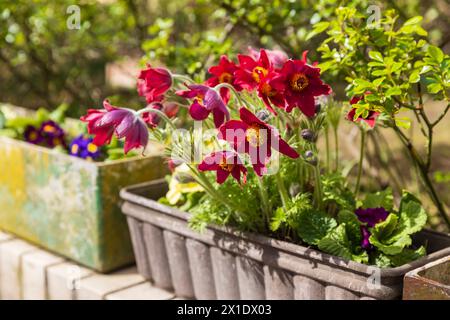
120;179;450;300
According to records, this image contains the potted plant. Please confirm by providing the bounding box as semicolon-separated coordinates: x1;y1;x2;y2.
0;103;168;272
81;21;450;298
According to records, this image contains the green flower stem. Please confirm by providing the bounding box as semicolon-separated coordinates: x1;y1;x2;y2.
334;126;339;171
275;171;290;210
325;126;330;173
354;129;366;197
313;164;323;209
136;105;177;130
214;83;251;109
187;164;242;215
256;176;271;228
172;74;194;84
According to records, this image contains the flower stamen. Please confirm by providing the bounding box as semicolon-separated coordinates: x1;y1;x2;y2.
252;66;268;83
290;73;309;92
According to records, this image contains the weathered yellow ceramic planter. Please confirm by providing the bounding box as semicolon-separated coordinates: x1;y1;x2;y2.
0;106;168;272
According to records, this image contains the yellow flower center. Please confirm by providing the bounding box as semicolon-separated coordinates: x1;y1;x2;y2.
29;132;38;141
87;143;98;153
71;144;79;154
246;124;265;147
252;66;268;83
43;125;56;133
219;72;233;84
261;82;275;97
290;73;309;92
219;161;234;172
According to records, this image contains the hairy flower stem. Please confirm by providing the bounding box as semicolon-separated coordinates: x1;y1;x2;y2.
313;165;323;209
354;129;366;197
393;126;450;229
256;177;271;229
275;172;290;209
172;74;194;84
187;164;242;217
325;126;330;173
214;83;252;109
137;104;177;130
334;127;339;171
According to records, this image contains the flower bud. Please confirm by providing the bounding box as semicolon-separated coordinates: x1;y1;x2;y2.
289;183;301;197
304;150;317;166
315;103;321;114
301;129;316;142
304;150;314;158
256;109;270;122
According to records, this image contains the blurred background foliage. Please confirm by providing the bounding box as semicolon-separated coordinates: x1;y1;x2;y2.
1;0;449;116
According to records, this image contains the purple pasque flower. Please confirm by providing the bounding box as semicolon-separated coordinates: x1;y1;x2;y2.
355;207;389;227
38;120;66;148
69;135;101;160
24;125;42;145
81;100;149;154
355;207;389;252
176;84;230;128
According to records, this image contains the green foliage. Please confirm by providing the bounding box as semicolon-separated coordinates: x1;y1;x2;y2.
313;8;450;118
361;188;394;211
338;209;362;246
322;173;355;211
317;224;369;264
369;192;427;255
296;209;337;245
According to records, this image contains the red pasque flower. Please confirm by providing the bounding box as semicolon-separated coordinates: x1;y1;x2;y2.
219;107;299;176
271;52;331;117
347;92;379;128
176;84;230;128
248;47;288;69
257;71;286;114
206;55;242;103
346;108;380;128
142;103;163;128
80;100;149;154
198;150;247;184
137;65;172;103
234;49;272;91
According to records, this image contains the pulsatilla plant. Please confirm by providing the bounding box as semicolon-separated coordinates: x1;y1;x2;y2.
82;47;429;267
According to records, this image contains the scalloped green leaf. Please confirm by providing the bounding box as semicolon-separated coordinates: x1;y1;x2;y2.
362;189;394;211
296;209;337;245
318;224;368;263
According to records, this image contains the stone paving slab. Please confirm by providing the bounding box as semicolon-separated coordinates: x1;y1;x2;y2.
0;230;176;300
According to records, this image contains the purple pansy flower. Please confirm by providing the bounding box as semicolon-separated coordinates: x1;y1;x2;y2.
360;226;373;251
24;125;42;145
69;135;101;160
39;120;66;148
355;207;389;227
355;207;390;252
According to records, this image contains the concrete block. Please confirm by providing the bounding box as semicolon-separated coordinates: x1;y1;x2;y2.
105;282;174;300
21;250;66;300
0;231;13;243
0;239;38;299
75;267;145;300
47;262;95;300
